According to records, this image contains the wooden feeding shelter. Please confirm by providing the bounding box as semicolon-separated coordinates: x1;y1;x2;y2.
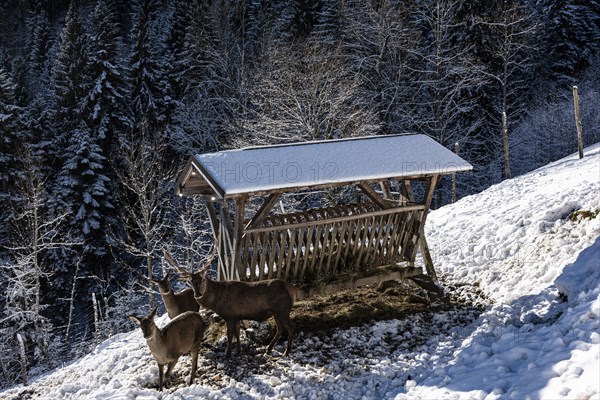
174;134;472;298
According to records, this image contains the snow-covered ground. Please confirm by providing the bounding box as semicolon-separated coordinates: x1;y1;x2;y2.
2;145;599;400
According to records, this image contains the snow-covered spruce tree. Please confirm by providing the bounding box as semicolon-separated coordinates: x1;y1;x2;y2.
82;0;131;157
25;5;53;96
129;0;172;136
164;0;192;101
175;0;223;152
536;0;600;92
0;67;25;250
52;120;116;288
49;0;89;170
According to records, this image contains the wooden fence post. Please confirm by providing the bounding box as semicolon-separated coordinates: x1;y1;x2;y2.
572;85;584;159
502;111;511;179
92;293;99;344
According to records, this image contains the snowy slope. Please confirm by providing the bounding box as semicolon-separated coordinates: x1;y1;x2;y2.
1;145;599;400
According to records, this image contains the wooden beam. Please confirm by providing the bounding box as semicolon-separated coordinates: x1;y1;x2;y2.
358;182;394;209
379;180;393;200
245;193;282;230
245;204;425;234
409;175;439;275
400;180;414;203
215;174;452;200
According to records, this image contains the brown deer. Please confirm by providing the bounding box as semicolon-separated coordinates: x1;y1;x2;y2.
150;271;198;319
129;307;206;391
164;249;297;357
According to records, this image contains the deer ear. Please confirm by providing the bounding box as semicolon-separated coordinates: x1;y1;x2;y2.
129;315;141;325
150;306;157;318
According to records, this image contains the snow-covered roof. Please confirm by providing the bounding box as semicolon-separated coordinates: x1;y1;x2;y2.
176;134;472;198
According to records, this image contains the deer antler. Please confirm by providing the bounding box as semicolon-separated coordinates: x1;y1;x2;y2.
162;247;188;274
162;245;218;276
199;245;217;274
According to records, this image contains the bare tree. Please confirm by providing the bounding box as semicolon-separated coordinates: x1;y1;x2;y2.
478;0;537;179
115;124;177;307
1;144;76;382
343;0;420;134
414;0;488;148
243;43;377;146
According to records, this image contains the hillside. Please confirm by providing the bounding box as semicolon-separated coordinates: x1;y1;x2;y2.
1;145;599;400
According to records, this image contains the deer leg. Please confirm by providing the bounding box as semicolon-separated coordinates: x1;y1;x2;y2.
164;359;177;387
283;316;295;356
225;320;236;358
189;348;199;386
158;363;164;391
267;318;283;355
235;321;241;355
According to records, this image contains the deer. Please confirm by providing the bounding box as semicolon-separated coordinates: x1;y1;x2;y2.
163;249;297;357
129;307;206;391
150;261;199;319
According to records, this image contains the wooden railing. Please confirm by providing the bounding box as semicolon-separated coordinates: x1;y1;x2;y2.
238;202;425;285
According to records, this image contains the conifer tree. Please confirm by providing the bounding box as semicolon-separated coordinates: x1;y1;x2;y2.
538;0;600;89
129;0;169;133
83;0;131;155
50;0;89;168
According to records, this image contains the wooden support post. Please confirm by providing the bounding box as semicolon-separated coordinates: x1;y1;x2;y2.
245;193;281;229
233;196;247;280
412;175;439;278
573;85;584;159
379;180;393;199
358;182;393;209
205;201;224;279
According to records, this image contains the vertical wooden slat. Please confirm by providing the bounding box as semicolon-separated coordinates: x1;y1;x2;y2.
275;217;287;279
396;210;413;262
384;212;402;264
354;215;371;270
318;223;334;278
265;217;280;279
292;225;305;282
284;221;298;281
299;220;314;282
341;217;355;271
329;220;346;277
309;223;323;277
257;230;269;280
249;233;260;281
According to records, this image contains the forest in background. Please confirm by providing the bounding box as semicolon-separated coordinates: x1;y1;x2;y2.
0;0;599;387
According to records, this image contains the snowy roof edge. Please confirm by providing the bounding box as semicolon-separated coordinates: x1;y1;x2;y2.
176;134;473;198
